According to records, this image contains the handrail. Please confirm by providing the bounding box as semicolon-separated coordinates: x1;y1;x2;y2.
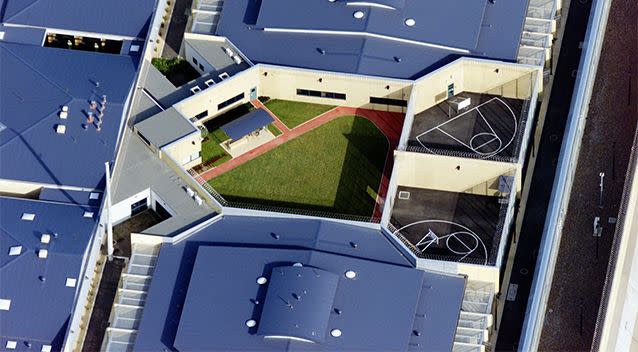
518;0;613;349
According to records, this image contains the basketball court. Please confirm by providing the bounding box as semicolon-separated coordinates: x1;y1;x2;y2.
409;92;526;160
390;186;507;265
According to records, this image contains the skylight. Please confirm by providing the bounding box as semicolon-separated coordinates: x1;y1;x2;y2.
21;213;35;221
8;246;22;256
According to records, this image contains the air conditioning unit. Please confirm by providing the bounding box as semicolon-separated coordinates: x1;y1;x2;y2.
224;47;234;57
233;55;242;65
40;234;51;244
38;249;48;259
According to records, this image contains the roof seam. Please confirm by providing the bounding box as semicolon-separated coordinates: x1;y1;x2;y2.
2;0;43;23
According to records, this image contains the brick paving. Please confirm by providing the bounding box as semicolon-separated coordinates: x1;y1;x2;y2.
539;0;638;349
197;104;404;217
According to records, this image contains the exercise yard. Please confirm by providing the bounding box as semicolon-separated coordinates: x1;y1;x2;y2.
209;116;388;216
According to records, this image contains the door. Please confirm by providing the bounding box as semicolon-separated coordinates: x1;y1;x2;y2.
130;198;148;216
250;87;257;100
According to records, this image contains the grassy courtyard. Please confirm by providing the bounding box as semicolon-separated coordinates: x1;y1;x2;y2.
264;99;335;129
209;116;388;216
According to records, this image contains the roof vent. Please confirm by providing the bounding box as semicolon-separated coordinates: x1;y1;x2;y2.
344;270;356;279
21;213;35;221
246;319;257;328
41;345;52;352
0;299;11;311
404;18;416;27
330;329;342;337
41;234;51;244
66;277;77;287
56;124;66;134
353;10;365;19
83;211;94;218
38;249;48;259
5;341;16;350
8;246;22;256
257;276;268;285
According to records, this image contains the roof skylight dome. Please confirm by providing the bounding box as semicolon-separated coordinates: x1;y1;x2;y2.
256;276;268;285
353;10;365;19
404;18;416;27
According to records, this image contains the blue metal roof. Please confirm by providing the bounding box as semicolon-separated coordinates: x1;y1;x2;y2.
134;215;466;351
38;188;102;206
220;108;274;140
0;42;138;189
1;0;156;38
0;24;45;45
0;196;98;351
256;266;339;343
216;0;528;79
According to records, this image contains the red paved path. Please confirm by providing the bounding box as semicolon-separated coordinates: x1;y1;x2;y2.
197;105;405;218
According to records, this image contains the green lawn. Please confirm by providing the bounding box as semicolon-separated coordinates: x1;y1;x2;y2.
209;116;388;216
264;99;335;129
267;124;283;136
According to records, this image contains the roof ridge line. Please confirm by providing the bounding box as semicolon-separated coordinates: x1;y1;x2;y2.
3;0;45;24
0;97;75;150
1;44;75;101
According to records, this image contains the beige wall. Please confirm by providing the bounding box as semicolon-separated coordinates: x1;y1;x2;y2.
411;61;465;114
462;60;537;100
174;67;260;123
162;132;202;169
0;179;42;196
417;258;501;293
411;59;540;115
259;65;412;112
394;151;520;195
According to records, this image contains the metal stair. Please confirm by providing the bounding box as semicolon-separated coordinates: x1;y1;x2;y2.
102;243;160;351
453;281;495;352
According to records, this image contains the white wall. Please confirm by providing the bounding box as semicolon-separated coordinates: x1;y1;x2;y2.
111;189;150;224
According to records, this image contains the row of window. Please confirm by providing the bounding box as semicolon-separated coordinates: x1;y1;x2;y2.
369;97;407;107
192;56;204;71
296;89;346;100
218;93;245;110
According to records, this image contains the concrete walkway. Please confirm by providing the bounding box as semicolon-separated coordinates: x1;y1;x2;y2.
197;104;404;217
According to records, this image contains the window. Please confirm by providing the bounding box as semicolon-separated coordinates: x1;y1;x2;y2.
218;92;245;110
296;89;346;100
193;110;208;121
198;63;204;71
192;56;198;65
447;83;455;98
369;97;407;107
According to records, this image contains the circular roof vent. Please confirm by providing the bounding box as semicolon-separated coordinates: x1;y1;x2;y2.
246;319;257;328
344;270;357;279
404;18;416;27
256;276;268;285
353;10;365;19
330;328;342;337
